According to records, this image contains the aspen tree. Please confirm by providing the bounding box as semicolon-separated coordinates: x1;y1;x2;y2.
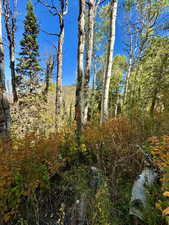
100;0;118;124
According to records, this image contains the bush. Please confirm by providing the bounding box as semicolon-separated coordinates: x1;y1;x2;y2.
0;133;61;224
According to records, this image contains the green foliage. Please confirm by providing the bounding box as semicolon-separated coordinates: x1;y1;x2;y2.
139;37;169;114
89;180;113;225
109;55;127;116
62;165;113;225
125;36;169;120
143;184;166;225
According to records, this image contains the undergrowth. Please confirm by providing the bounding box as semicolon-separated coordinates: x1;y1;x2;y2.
0;116;168;225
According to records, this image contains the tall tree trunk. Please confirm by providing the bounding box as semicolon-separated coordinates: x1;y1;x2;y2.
3;0;18;102
0;0;10;137
75;0;85;135
10;43;18;102
114;91;120;117
90;56;97;120
44;55;54;101
100;0;118;124
55;15;64;127
123;57;132;106
82;0;95;125
37;0;68;126
0;0;5;91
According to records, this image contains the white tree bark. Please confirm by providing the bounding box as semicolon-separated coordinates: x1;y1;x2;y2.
54;0;68;128
75;0;85;134
100;0;118;124
114;92;120;117
82;0;96;125
123;29;133;107
55;14;64;126
3;0;18;102
0;0;10;137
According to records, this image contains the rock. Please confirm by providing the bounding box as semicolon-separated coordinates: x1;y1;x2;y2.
130;167;158;221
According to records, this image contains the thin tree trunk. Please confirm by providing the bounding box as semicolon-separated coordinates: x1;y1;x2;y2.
82;0;95;125
100;0;118;124
55;15;64;127
10;43;18;102
75;0;85;135
0;0;5;91
0;0;10;137
38;0;68;127
114;91;120;117
90;57;97;120
3;0;18;102
44;55;54;101
123;57;132;106
123;28;133;108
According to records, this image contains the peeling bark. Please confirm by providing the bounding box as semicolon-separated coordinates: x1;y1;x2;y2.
44;54;54;100
82;0;95;125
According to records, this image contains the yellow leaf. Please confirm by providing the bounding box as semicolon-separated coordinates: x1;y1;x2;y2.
163;207;169;216
155;202;162;211
163;192;169;197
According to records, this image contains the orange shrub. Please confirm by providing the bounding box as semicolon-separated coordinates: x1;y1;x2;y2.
148;136;169;221
0;132;62;223
83;117;144;189
148;136;169;167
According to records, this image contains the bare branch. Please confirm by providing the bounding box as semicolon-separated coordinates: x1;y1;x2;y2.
98;0;107;6
40;28;60;37
63;0;68;15
37;0;59;16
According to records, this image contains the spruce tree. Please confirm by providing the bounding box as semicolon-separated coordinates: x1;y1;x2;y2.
16;0;41;95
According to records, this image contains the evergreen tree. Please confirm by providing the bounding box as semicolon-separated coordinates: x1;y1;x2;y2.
16;0;41;95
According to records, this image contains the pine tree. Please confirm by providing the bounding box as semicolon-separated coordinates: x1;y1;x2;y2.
16;0;41;95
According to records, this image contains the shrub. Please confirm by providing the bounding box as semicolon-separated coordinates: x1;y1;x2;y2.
148;136;169;224
0;133;61;224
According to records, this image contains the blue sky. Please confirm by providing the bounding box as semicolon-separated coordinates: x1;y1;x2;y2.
4;0;124;89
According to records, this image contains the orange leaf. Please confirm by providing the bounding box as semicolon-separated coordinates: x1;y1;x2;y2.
163;207;169;216
3;214;11;222
163;192;169;197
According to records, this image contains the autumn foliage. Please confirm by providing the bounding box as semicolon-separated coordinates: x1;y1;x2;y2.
1;117;166;224
0;133;62;223
0;117;145;224
148;136;169;223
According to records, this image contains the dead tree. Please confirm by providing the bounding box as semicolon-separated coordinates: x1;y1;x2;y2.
3;0;18;102
38;0;68;127
43;54;54;101
0;0;10;137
